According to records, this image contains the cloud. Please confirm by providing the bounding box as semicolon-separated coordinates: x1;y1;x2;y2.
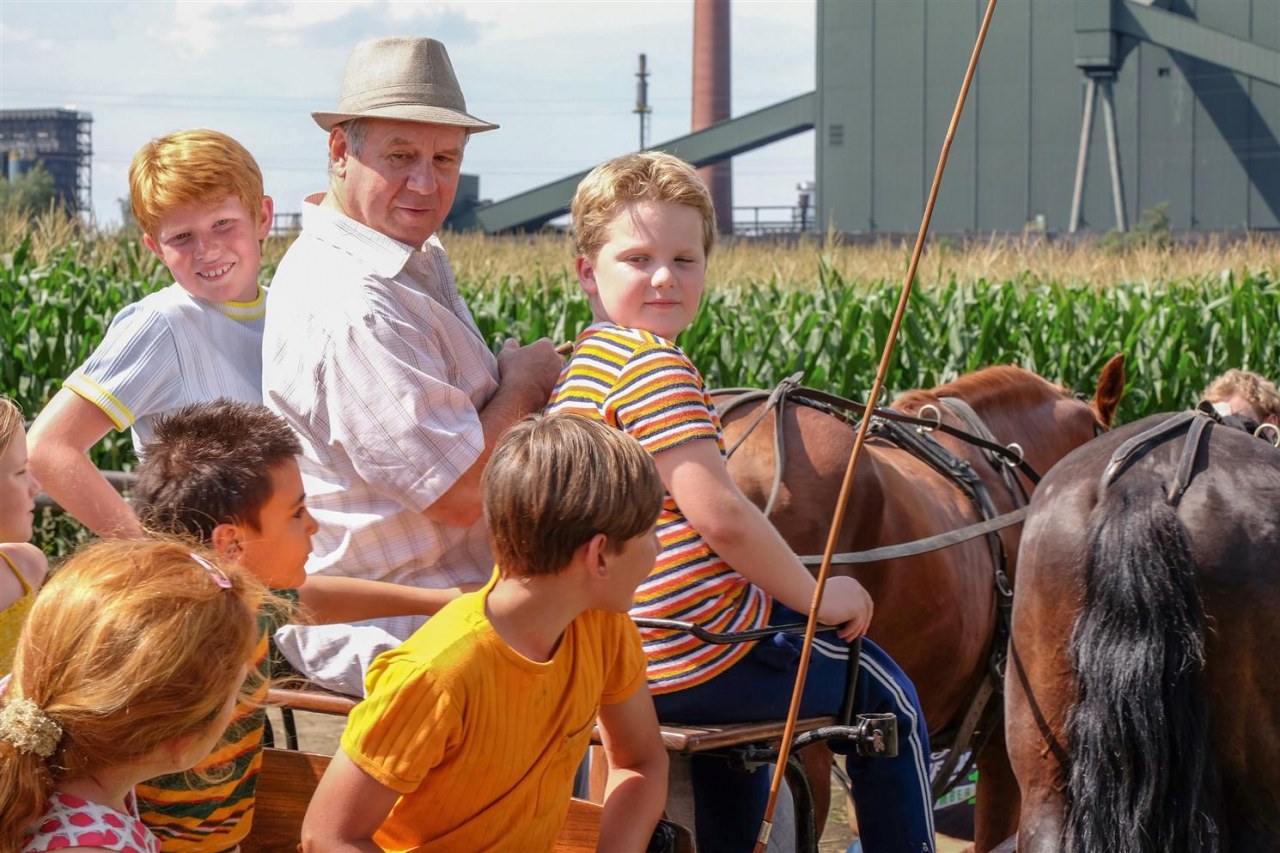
145;0;250;56
245;0;376;31
0;22;35;43
1;0;818;224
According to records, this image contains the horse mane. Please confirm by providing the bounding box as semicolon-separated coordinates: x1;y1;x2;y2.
893;364;1066;411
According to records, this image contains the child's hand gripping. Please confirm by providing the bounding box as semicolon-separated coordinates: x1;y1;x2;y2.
816;575;875;642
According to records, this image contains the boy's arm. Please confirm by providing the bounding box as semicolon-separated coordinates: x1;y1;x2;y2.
296;575;480;624
301;748;400;853
27;390;144;538
595;684;669;852
654;439;873;640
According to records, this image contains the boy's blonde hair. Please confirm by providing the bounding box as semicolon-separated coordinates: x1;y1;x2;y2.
1202;368;1280;421
483;415;663;578
0;397;21;459
0;539;265;848
129;129;265;238
571;151;717;261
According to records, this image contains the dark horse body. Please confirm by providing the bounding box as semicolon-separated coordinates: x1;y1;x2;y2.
716;355;1126;851
1007;412;1280;852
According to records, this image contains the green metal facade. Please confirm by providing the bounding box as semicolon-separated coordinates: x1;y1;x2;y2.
816;0;1280;234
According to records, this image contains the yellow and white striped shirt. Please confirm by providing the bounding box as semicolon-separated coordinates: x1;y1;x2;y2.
548;323;770;694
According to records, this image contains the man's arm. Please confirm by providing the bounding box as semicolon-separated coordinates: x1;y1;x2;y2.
27;389;144;538
301;748;401;853
595;685;669;851
422;338;563;527
297;576;481;624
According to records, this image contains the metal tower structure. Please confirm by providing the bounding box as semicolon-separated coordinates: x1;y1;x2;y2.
1070;0;1280;232
476;0;1280;235
0;108;94;214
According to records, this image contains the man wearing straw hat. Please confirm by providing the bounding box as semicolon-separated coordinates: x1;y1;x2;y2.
263;37;563;693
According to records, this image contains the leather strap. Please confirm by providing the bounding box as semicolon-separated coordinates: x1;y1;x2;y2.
798;507;1028;566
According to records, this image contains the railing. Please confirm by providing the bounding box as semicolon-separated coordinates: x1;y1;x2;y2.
268;205;819;238
732;205;817;237
270;212;303;238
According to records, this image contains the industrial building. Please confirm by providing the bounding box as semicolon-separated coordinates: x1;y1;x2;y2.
0;108;94;214
478;0;1280;236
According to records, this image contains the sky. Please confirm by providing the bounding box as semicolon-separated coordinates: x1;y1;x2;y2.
1;0;817;228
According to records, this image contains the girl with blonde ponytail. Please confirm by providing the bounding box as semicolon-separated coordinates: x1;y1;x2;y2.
0;538;264;852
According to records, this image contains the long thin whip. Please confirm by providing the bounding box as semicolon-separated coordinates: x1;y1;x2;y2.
753;1;1001;848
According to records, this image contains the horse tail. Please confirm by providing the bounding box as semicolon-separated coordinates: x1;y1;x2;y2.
1064;476;1219;853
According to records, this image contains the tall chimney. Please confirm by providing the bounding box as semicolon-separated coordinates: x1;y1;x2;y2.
692;0;732;235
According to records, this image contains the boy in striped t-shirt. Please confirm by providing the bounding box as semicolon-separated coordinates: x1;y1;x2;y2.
130;400;470;852
547;152;936;853
29;130;273;539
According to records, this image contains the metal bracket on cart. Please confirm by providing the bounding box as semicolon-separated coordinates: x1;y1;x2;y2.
630;618;900;853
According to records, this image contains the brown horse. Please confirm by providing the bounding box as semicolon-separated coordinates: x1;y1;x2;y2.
1006;411;1280;852
716;355;1126;851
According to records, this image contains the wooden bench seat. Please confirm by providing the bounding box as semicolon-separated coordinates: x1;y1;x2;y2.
245;747;692;852
245;748;329;853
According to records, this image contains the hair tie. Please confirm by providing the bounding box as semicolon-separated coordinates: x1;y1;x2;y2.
0;697;63;758
190;552;232;589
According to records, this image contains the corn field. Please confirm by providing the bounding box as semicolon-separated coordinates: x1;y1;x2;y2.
5;223;1280;555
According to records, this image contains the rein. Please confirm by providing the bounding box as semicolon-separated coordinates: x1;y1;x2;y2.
797;508;1027;567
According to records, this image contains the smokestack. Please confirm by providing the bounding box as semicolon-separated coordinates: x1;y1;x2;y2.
692;0;732;235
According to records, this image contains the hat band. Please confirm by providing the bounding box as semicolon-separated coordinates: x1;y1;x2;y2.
338;84;467;114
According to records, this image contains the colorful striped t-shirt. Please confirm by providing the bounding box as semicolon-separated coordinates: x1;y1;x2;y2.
547;322;771;694
135;589;297;852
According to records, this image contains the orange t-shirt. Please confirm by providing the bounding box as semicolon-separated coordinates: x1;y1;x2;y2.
341;573;646;852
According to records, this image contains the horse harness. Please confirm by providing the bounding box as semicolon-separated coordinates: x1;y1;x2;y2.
1100;401;1280;502
714;377;1040;798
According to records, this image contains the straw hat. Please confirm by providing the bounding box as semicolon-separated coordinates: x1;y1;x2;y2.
312;37;498;133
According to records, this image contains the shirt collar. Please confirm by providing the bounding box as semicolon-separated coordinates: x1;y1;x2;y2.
301;200;433;279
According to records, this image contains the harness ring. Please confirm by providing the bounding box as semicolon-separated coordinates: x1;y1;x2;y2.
1255;422;1280;448
915;404;942;434
1002;441;1025;468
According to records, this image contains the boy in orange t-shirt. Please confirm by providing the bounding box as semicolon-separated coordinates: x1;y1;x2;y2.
303;415;668;852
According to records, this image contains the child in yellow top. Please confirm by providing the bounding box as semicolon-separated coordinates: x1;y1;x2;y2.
29;129;274;539
129;399;472;852
0;397;47;675
0;538;266;853
302;415;669;852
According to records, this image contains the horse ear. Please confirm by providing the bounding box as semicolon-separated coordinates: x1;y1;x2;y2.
1092;354;1127;428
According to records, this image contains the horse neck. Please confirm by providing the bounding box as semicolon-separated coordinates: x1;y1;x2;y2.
895;371;1094;472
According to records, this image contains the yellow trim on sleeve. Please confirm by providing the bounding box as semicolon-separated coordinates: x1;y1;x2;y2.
65;375;135;431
